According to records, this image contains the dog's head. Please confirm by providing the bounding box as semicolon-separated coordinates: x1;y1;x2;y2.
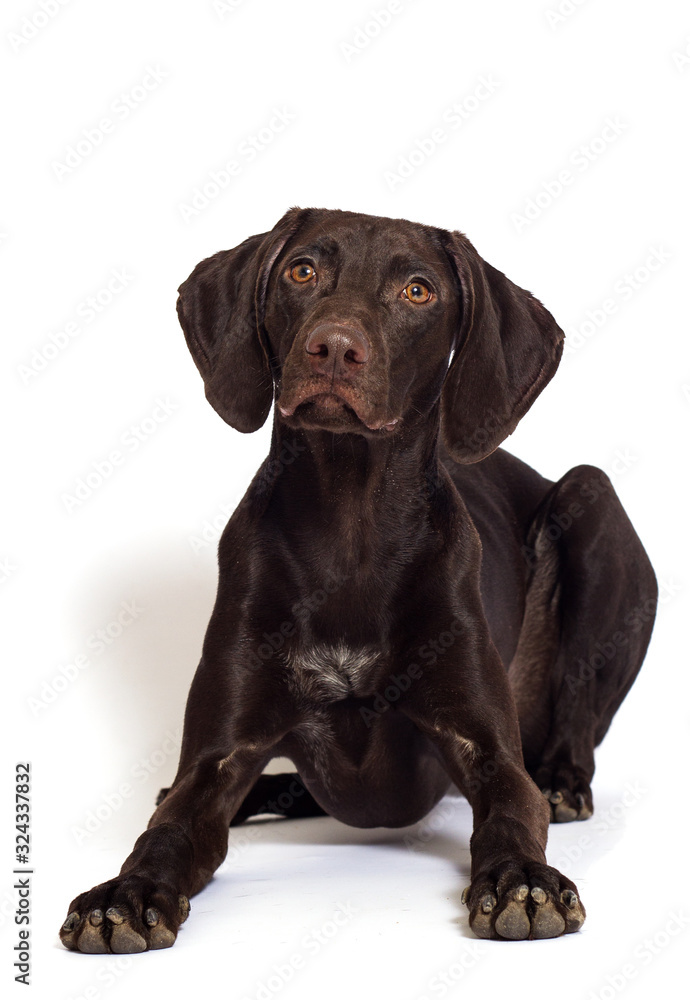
176;207;563;463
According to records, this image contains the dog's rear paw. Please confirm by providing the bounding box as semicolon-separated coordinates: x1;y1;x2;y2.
462;860;585;940
60;876;189;954
529;763;593;822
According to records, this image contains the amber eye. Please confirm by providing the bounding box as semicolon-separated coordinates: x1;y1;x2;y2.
402;281;432;303
290;263;316;283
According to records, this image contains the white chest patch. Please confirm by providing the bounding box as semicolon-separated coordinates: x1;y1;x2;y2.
286;642;381;702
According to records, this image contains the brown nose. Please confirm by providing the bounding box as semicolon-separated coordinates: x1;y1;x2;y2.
305;323;370;379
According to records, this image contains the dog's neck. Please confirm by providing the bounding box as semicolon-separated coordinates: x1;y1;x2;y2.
262;409;447;542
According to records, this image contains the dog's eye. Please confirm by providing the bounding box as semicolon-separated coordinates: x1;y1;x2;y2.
290;263;316;283
402;281;432;304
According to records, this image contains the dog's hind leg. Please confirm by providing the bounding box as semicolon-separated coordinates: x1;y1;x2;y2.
158;773;327;825
229;773;328;825
509;465;657;822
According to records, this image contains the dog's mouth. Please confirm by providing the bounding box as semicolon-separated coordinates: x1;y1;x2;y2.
278;389;399;433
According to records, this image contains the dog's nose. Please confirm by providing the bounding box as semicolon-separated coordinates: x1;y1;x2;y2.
305;323;370;378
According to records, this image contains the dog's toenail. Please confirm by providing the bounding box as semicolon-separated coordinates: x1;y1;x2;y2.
62;911;79;931
89;910;103;926
106;907;124;924
531;887;547;904
480;893;496;913
144;908;159;926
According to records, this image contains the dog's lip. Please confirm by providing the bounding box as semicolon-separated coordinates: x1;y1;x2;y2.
278;390;399;432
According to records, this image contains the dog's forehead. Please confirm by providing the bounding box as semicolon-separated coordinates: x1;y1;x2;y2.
286;210;449;271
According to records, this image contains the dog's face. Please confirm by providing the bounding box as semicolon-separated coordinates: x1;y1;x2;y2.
264;211;461;437
177;208;564;462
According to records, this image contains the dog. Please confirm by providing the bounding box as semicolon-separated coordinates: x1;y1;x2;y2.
60;207;656;952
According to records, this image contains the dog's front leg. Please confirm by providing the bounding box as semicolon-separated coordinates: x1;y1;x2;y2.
401;616;586;941
59;681;289;954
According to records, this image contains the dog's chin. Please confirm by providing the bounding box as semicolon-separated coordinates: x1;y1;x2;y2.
284;393;367;433
279;392;399;435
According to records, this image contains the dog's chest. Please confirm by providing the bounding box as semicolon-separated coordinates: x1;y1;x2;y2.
285;642;382;703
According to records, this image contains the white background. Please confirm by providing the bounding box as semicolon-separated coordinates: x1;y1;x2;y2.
2;1;689;998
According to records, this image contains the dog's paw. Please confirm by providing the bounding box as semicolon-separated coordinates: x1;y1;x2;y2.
462;860;585;940
529;763;593;822
60;876;189;954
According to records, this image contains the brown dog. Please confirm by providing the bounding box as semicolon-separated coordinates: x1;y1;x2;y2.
60;208;656;952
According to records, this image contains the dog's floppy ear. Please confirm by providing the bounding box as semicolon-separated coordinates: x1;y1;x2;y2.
439;231;564;463
176;207;305;432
